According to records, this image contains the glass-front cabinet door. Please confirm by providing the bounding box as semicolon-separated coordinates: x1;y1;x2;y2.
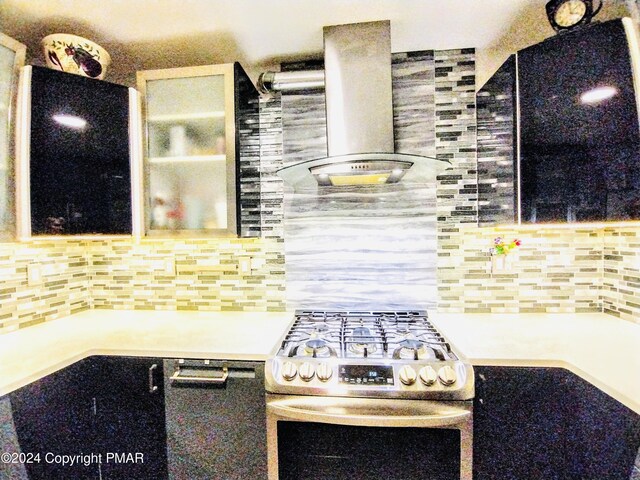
137;64;240;236
0;33;26;240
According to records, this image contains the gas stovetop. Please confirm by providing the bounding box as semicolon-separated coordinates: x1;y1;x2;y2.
265;311;474;400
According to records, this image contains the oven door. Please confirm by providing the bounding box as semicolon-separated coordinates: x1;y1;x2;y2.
266;394;472;480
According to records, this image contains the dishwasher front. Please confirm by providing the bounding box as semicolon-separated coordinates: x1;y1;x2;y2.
163;359;267;480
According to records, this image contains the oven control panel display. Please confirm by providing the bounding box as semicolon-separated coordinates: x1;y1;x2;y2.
339;365;394;385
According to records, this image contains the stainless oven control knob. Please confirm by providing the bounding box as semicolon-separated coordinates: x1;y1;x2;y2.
399;365;417;386
419;366;438;386
299;362;315;382
438;366;457;386
281;361;298;381
316;363;333;382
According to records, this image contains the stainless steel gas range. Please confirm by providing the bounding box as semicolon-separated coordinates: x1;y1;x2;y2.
265;310;474;480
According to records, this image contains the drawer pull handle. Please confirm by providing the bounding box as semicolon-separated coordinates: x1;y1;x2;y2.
170;367;229;386
148;363;159;394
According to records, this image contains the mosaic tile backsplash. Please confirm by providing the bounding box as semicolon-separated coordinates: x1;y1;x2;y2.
438;226;603;314
438;224;640;324
602;227;640;322
3;224;639;335
89;238;285;312
0;237;286;335
0;241;90;334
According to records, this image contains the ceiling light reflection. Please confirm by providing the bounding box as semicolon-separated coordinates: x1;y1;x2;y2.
580;86;618;104
53;114;87;129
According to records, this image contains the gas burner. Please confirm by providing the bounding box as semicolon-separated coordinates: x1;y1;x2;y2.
348;343;377;356
305;323;329;334
305;338;330;355
288;339;337;358
346;325;380;357
399;338;423;350
392;338;428;360
395;324;411;335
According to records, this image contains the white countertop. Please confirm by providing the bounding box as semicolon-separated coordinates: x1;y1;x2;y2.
0;309;638;416
0;309;294;397
431;312;640;415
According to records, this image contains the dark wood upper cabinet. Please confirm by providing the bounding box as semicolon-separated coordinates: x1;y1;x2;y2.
478;18;640;225
23;66;133;235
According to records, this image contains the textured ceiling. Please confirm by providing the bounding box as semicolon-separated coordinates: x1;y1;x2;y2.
0;0;594;85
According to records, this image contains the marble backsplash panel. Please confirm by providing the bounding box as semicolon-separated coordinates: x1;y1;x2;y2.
284;183;437;310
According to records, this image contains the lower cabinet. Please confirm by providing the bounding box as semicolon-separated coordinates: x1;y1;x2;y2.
12;360;639;480
474;366;640;480
91;356;168;480
10;358;97;480
9;356;267;480
163;359;267;480
10;356;167;480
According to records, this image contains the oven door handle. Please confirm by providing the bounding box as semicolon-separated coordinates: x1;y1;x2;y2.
266;395;472;428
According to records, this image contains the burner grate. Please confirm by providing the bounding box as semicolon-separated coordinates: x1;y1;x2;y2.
279;310;456;361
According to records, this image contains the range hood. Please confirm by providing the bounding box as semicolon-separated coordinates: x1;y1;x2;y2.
266;20;450;190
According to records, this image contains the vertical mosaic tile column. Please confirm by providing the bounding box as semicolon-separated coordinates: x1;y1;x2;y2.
259;94;285;239
434;48;478;312
434;48;477;226
476;56;517;226
238;93;262;238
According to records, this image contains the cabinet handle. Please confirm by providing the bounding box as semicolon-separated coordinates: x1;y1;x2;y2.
149;363;159;394
170;366;229;386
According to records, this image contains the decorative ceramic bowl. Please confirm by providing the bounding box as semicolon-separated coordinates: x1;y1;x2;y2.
41;33;111;80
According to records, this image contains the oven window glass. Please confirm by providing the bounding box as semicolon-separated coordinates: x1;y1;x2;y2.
277;422;460;480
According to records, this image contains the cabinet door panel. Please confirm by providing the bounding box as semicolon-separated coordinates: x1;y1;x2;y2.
92;356;167;480
518;20;640;223
143;69;232;235
136;63;261;237
565;373;640;479
164;360;267;480
29;66;131;235
9;359;97;479
474;366;640;480
0;33;25;239
473;367;571;480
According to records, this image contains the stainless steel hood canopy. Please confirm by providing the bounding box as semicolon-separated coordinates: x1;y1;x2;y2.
270;20;450;190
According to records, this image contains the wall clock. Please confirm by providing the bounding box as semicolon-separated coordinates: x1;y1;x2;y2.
545;0;603;32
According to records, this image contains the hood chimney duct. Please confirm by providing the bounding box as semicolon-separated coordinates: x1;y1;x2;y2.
324;20;394;156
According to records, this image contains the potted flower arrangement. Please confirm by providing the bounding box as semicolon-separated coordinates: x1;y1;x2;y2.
491;237;521;272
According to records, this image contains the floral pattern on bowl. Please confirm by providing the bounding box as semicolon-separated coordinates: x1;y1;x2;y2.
42;33;111;80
